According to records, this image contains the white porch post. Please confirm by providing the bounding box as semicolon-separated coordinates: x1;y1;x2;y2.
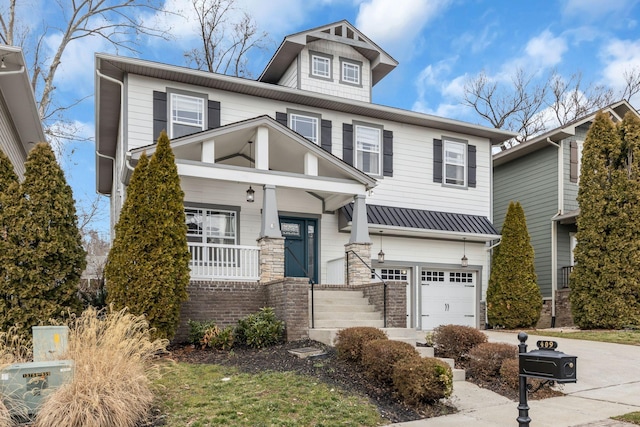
255;126;269;170
201;139;215;163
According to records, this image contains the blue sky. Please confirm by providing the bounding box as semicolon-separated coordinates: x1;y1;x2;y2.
13;0;640;236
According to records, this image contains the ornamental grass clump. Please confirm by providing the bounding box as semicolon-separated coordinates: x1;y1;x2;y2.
34;307;168;427
0;327;31;427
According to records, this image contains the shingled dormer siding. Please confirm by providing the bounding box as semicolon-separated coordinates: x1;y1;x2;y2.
298;39;371;102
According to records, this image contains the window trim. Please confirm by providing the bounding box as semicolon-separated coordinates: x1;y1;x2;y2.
287;109;321;144
309;51;333;81
354;121;383;176
340;57;362;87
443;138;468;187
184;203;240;245
167;88;208;139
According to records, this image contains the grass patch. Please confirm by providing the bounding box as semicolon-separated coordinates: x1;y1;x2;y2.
613;411;640;424
527;329;640;346
155;362;384;426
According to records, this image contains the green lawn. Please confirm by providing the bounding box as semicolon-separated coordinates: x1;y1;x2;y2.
614;412;640;425
154;362;384;426
527;329;640;346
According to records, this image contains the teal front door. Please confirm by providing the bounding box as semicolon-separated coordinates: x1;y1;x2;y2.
280;217;318;283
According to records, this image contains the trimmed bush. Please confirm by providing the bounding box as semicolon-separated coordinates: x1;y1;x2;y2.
235;307;284;349
187;319;218;346
467;342;517;382
335;327;388;364
361;340;420;385
432;325;487;360
500;358;547;392
201;325;235;350
392;357;453;405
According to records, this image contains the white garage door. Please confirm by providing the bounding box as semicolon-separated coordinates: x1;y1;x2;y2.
421;269;475;330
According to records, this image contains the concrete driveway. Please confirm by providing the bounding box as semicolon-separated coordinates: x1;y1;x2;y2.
388;330;640;427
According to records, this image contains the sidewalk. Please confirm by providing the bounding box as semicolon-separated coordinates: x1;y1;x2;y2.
387;331;640;426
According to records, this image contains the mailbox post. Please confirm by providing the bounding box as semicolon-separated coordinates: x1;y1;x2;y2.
517;332;577;427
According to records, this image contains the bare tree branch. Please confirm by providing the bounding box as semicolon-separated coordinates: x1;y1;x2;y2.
622;67;640;102
184;0;271;77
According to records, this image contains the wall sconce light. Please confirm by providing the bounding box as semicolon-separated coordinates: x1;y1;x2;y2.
0;58;6;69
461;237;468;268
377;230;385;263
246;141;254;202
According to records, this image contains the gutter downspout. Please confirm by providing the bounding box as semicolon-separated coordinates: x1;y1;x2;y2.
547;137;562;328
95;69;124;196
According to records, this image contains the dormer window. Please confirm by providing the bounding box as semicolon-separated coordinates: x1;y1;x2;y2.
309;51;332;80
340;58;362;86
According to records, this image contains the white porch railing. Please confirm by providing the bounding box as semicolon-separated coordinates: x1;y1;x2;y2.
188;243;260;281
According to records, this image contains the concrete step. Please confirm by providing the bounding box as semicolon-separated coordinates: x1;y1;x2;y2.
314;311;382;321
313;303;377;312
313;290;368;301
314;319;385;329
416;346;435;358
313;296;370;305
452;368;466;382
383;328;419;340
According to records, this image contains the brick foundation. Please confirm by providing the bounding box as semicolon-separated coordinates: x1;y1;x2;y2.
535;289;574;329
265;278;310;341
358;281;407;328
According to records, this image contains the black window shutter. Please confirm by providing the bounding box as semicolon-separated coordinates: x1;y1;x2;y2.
570;140;578;183
433;139;443;183
275;112;288;126
343;123;354;166
321;119;332;152
383;130;393;177
153;91;167;142
208;100;220;129
468;144;476;188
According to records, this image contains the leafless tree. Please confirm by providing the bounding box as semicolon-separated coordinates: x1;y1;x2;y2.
184;0;270;77
463;66;640;149
463;68;548;146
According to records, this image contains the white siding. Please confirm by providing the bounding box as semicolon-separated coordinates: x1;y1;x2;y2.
278;59;298;89
0;94;26;179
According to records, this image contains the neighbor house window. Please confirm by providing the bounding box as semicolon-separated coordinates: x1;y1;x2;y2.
444;139;466;186
310;51;332;80
170;92;205;138
355;124;382;175
340;59;361;85
185;207;237;246
289;113;319;144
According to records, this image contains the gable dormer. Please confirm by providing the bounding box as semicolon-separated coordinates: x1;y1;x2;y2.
258;20;397;103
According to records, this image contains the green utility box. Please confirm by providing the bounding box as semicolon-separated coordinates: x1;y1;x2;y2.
0;360;74;416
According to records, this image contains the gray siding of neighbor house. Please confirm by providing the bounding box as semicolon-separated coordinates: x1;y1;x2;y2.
494;145;558;298
563;123;590;212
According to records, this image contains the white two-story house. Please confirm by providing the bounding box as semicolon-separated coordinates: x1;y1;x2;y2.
95;21;514;341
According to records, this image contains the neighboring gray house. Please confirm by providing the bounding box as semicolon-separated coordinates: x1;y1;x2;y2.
493;100;639;327
0;46;45;176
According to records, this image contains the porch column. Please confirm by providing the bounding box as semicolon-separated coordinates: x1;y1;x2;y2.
255;126;269;170
257;184;284;283
349;194;370;243
201;138;215;163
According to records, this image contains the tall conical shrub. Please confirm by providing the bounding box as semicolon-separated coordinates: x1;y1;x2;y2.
571;112;640;328
106;131;189;340
0;143;85;337
487;201;542;328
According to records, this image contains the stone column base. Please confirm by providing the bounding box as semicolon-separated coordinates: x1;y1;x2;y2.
344;242;372;287
258;236;285;283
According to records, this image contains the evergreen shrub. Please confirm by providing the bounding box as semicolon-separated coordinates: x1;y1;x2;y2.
432;324;487;360
361;339;420;385
392;357;453;405
187;319;218;346
467;342;517;382
334;327;388;364
201;325;235;350
235;307;284;349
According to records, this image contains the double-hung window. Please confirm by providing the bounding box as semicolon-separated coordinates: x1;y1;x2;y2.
170;93;205;138
185;207;237;246
341;59;361;85
289;113;319;144
444;140;466;186
355;125;382;175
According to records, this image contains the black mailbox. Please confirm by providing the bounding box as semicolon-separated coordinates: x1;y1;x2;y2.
519;346;577;383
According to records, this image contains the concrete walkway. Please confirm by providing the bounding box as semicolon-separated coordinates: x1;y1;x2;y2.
387;331;640;426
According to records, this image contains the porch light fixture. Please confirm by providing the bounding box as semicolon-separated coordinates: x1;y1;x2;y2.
246;141;255;202
377;231;385;263
461;237;468;268
0;58;5;69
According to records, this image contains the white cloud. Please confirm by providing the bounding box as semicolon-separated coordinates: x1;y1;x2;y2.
524;30;568;68
562;0;639;20
355;0;451;54
599;38;640;107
